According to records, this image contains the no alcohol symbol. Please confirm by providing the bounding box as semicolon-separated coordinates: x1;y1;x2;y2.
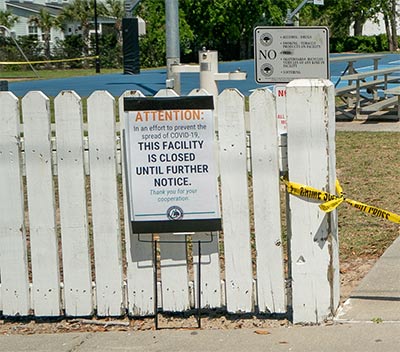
260;32;273;46
260;63;274;77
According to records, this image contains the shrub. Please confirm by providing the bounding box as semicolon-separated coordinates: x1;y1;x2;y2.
330;35;385;53
53;35;86;68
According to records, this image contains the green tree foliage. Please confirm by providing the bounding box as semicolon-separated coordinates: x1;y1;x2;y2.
95;32;122;68
60;0;107;56
377;0;398;51
0;9;19;30
53;35;86;67
2;0;397;70
101;0;124;68
104;0;124;37
29;9;60;59
0;36;19;71
301;0;384;37
18;35;44;60
135;0;193;68
178;0;297;61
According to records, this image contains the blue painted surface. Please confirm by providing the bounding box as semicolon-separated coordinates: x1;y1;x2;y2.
7;53;400;97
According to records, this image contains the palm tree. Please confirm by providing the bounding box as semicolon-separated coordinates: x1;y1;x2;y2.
60;0;106;56
0;10;19;34
29;9;59;59
104;0;124;41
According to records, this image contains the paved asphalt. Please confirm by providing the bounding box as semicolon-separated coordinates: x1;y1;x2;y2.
7;53;400;97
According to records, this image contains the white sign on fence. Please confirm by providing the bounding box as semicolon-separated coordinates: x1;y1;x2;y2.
254;26;329;83
274;85;287;134
124;95;221;233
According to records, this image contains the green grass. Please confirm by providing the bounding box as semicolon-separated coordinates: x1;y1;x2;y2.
336;131;400;260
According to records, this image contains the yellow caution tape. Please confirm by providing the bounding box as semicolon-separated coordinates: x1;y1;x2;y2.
345;199;400;223
282;177;400;224
320;197;344;212
0;56;99;65
281;178;338;203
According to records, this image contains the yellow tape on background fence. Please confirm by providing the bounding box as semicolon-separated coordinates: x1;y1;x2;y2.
282;178;400;224
0;56;99;65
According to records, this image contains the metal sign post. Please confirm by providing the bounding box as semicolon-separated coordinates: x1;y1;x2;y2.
143;233;214;329
285;0;324;25
254;26;329;84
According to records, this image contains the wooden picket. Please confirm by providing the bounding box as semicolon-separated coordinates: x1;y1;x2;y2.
119;90;155;316
190;89;222;310
192;232;221;309
218;89;253;313
0;92;30;316
249;88;286;313
0;83;339;323
22;91;61;316
55;91;93;316
87;91;124;316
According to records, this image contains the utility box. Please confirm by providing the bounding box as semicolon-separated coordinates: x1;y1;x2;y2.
0;80;8;91
122;18;140;75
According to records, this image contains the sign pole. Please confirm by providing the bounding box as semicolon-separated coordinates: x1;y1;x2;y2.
286;0;324;25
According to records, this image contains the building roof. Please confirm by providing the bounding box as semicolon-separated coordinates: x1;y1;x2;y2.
7;1;64;16
6;1;116;23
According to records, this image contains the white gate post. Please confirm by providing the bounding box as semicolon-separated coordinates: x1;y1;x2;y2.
286;79;340;323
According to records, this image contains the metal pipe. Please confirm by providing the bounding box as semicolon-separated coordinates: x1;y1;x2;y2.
165;0;180;93
94;0;100;73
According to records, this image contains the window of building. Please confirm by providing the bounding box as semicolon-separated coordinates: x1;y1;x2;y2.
28;25;38;38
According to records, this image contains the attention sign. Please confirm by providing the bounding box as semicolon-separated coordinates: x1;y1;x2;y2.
254;26;329;84
124;96;222;233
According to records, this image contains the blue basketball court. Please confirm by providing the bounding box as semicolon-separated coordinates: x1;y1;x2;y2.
7;53;400;97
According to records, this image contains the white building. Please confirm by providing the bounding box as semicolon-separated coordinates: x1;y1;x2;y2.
350;13;390;36
1;0;66;41
349;1;400;37
1;0;144;50
0;0;118;51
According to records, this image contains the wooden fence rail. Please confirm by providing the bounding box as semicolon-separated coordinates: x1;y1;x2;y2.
0;81;338;323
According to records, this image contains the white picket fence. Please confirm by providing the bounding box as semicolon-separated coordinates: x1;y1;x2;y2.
0;80;339;324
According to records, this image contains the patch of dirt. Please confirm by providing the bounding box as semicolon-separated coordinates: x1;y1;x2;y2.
0;257;375;335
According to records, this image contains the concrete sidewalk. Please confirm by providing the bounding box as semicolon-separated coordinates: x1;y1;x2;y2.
336;235;400;323
336;119;400;132
1;235;400;352
0;323;400;352
1;322;400;352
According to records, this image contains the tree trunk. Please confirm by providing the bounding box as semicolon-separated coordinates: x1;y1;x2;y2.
44;31;51;59
383;14;394;51
390;0;398;51
353;19;364;36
